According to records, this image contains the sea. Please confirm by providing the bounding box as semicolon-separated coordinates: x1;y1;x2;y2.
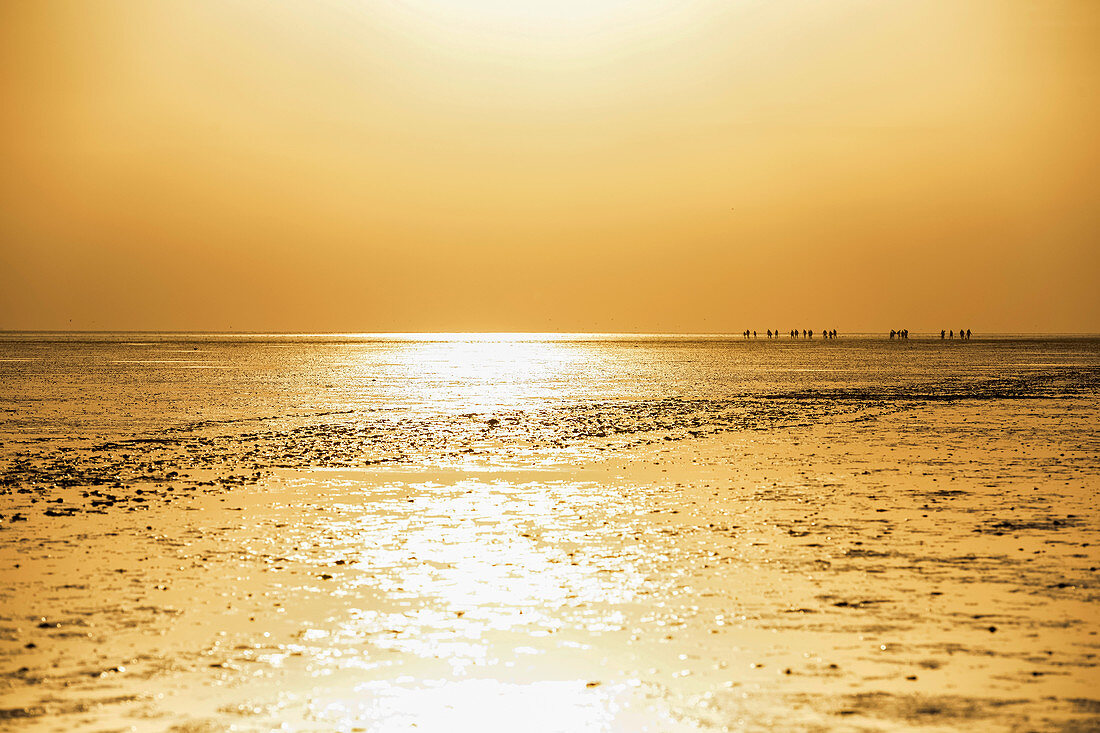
3;332;1097;435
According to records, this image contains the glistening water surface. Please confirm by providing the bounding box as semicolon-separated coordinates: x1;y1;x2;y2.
2;333;1096;437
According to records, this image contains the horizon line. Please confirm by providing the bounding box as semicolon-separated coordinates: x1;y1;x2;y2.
3;329;1100;337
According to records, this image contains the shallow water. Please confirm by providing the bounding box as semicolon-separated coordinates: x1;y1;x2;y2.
1;334;1098;730
3;333;1098;429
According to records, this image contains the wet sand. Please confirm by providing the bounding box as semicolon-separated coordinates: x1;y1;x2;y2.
1;398;1098;731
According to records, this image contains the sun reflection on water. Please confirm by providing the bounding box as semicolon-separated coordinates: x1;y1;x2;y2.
259;469;663;729
322;477;642;676
368;335;596;414
313;679;619;733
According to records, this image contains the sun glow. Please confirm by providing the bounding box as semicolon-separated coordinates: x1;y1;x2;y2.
387;0;694;45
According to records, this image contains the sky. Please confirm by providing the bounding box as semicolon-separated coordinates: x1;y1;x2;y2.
1;0;1097;333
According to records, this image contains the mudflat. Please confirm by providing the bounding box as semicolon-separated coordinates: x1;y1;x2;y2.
2;396;1097;731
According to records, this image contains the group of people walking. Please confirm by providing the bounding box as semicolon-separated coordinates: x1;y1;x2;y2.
739;329;973;340
742;329;839;339
892;329;972;339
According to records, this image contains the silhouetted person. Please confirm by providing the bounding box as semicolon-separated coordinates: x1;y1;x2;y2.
966;329;971;339
949;330;953;338
940;330;945;339
890;330;896;339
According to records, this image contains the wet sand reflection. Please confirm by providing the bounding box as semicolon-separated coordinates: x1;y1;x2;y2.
1;399;1098;730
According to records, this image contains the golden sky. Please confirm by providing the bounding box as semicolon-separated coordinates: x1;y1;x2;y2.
1;0;1097;332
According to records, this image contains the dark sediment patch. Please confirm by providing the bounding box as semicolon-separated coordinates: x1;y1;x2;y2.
0;694;141;720
828;692;1023;723
978;516;1082;534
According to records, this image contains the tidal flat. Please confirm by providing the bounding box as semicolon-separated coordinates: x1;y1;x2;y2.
0;335;1098;730
2;399;1098;731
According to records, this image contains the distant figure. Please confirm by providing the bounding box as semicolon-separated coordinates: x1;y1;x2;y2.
966;329;971;339
940;329;945;339
960;328;965;340
890;330;896;339
802;329;807;338
949;330;954;339
753;330;757;338
766;329;772;338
